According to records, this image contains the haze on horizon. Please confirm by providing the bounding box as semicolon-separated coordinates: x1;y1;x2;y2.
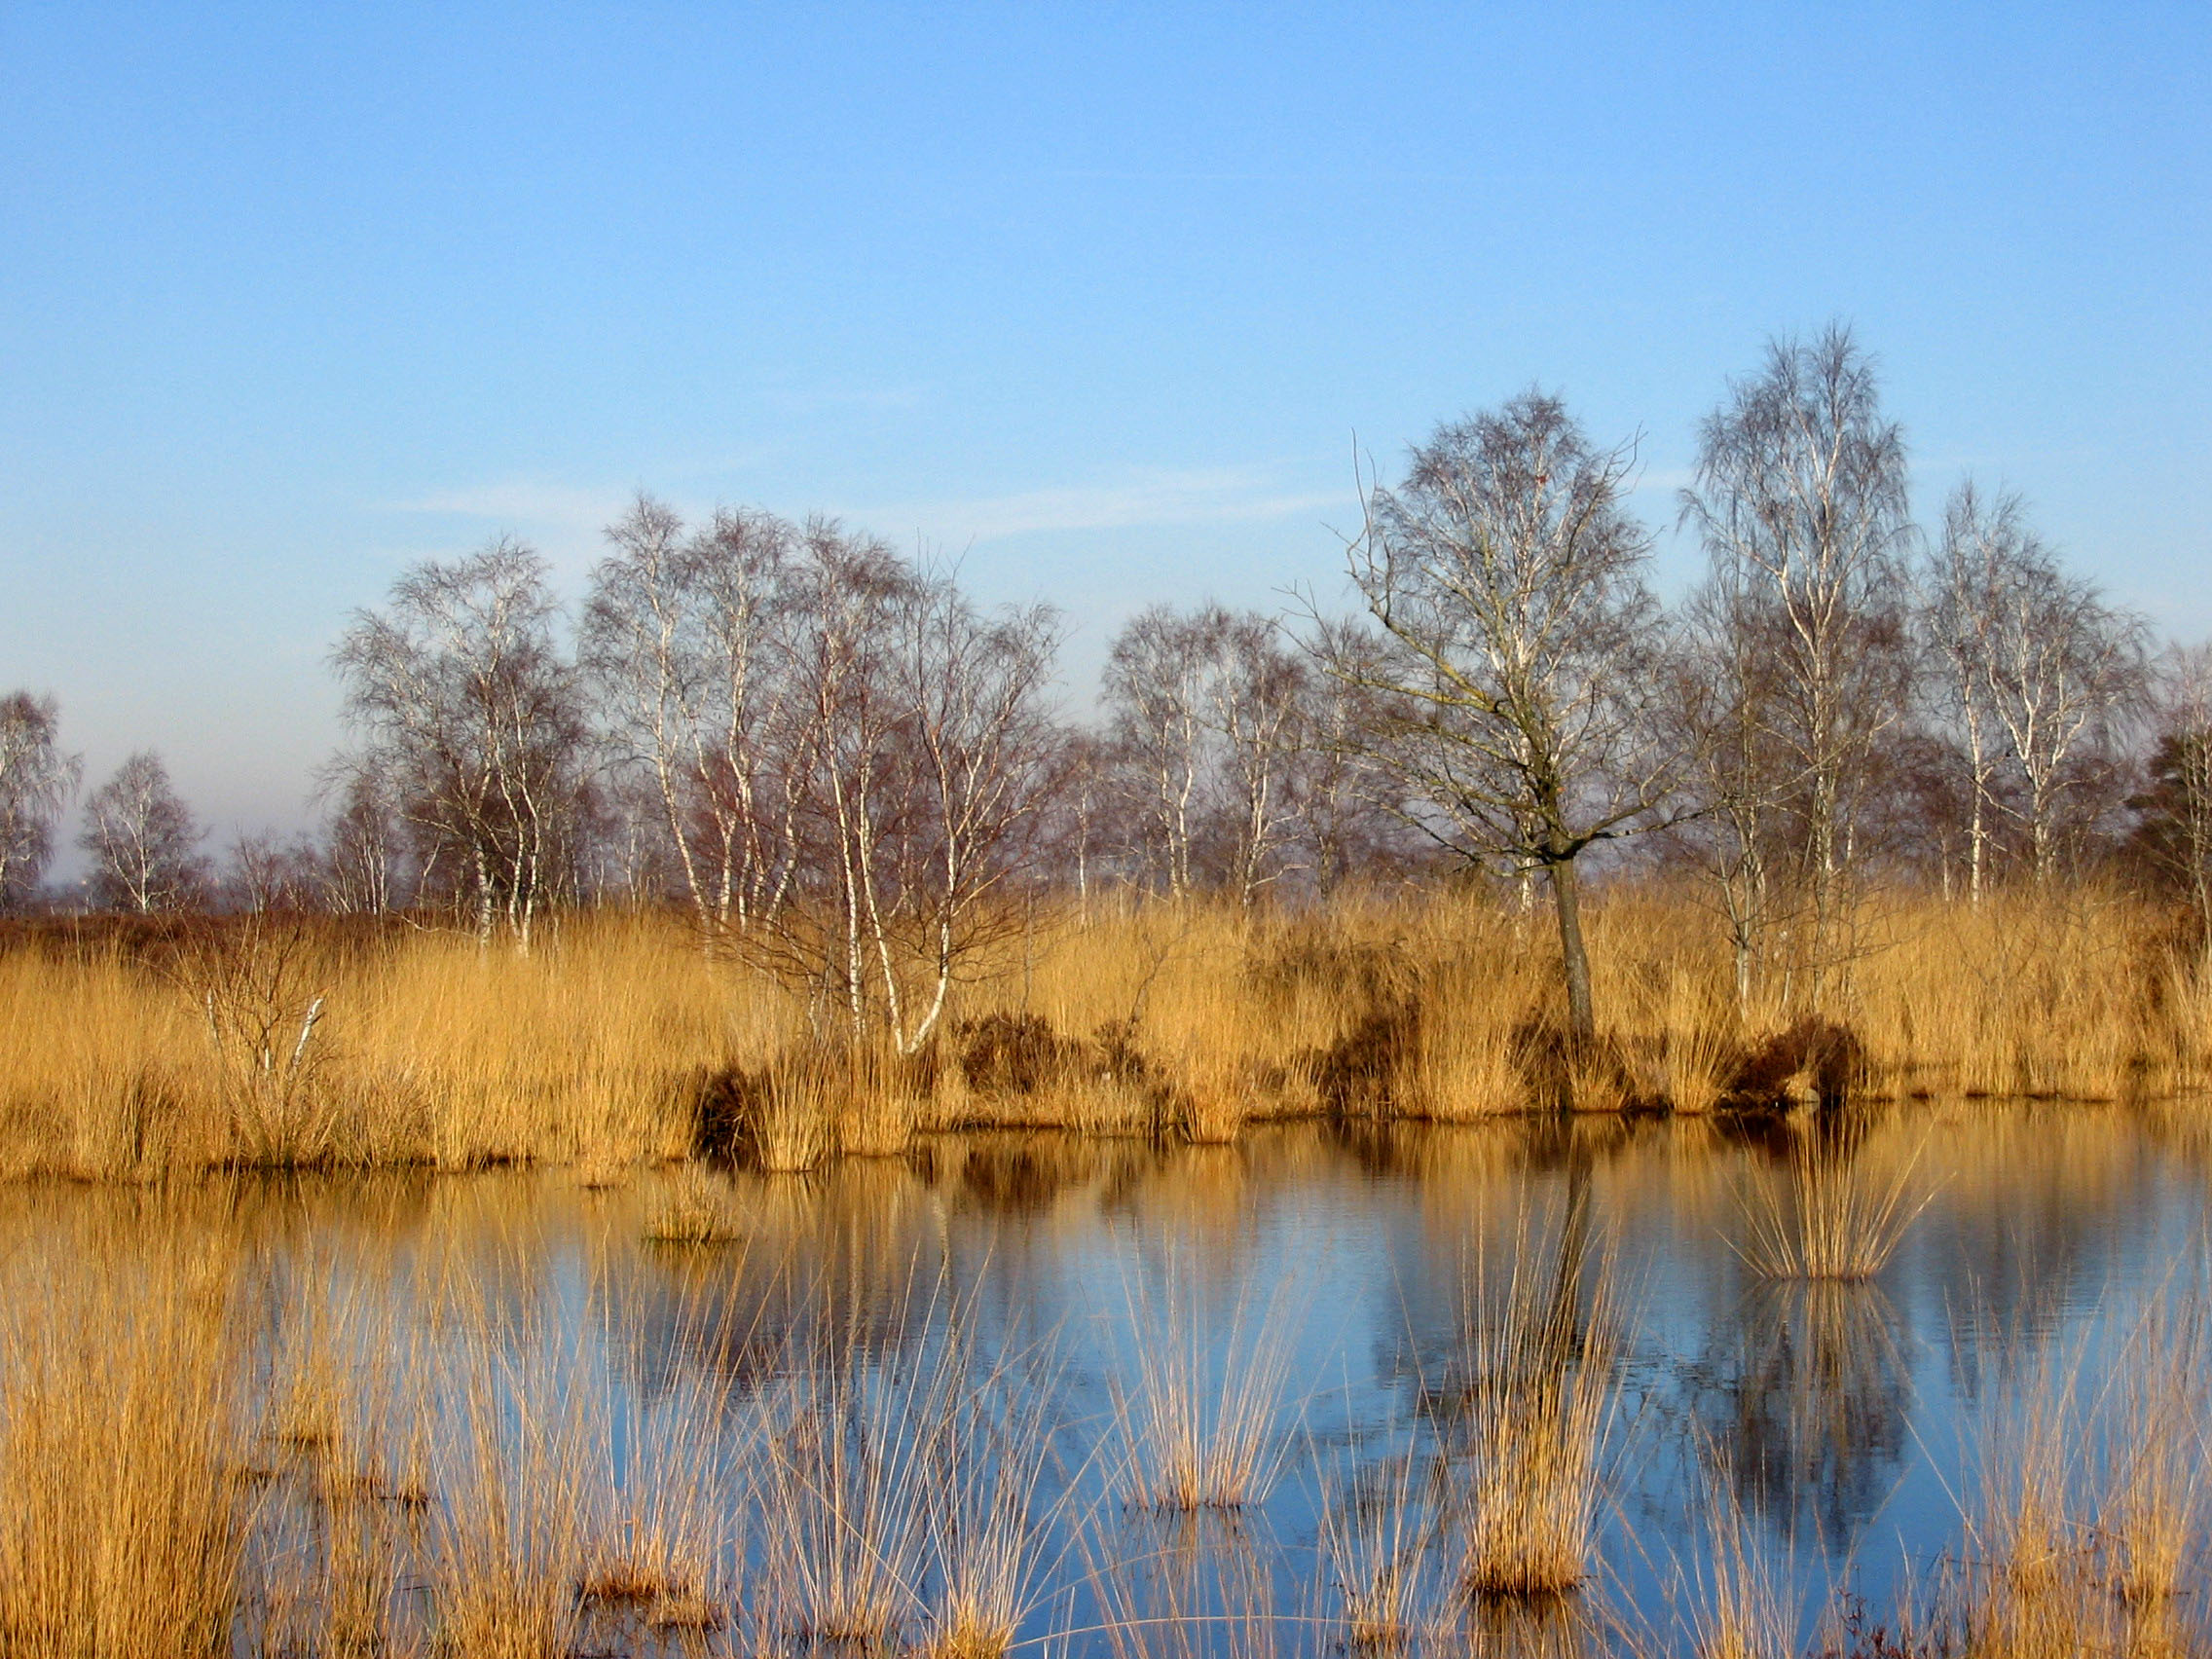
3;3;2207;861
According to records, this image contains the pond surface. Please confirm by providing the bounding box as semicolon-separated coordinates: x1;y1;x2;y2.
13;1102;2210;1656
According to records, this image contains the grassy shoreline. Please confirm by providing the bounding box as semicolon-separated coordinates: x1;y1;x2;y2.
0;888;2205;1182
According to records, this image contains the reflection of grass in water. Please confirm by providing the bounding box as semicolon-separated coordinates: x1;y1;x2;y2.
1317;1447;1438;1650
1727;1278;1911;1539
1729;1132;1931;1281
13;1121;2212;1659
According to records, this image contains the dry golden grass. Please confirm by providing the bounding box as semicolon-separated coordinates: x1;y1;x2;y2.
1728;1129;1933;1281
1111;1259;1297;1512
0;1225;247;1658
0;884;2207;1186
641;1165;749;1244
1318;1448;1435;1651
1683;1450;1792;1659
1454;1212;1625;1600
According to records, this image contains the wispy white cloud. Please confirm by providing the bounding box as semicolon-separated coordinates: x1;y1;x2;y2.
392;481;631;533
856;466;1350;542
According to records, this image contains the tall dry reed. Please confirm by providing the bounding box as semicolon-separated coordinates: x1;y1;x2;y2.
0;1221;249;1659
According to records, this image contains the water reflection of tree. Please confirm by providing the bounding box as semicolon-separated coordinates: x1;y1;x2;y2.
1710;1280;1911;1550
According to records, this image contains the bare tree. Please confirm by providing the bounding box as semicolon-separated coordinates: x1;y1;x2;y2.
724;528;1064;1052
1926;482;2148;889
1663;583;1798;1005
1199;610;1309;906
81;750;206;913
1099;603;1314;904
581;497;802;939
1681;324;1915;984
1924;482;2016;903
887;570;1065;1047
320;765;407;916
225;830;325;913
1321;389;1674;1047
2132;644;2212;972
1286;664;1424;898
1102;605;1214;897
331;538;590;946
0;692;80;910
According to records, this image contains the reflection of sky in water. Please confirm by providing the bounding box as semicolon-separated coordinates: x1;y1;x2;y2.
73;1105;2209;1656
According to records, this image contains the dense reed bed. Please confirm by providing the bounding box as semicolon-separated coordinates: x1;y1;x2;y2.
1;886;2206;1183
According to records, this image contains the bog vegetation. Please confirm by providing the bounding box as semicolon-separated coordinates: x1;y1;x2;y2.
0;326;2206;1174
4;324;2212;1653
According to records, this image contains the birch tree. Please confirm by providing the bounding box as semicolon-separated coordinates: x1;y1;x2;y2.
1927;481;2146;888
1102;606;1212;897
81;750;206;912
581;497;802;940
331;539;589;946
2132;644;2212;973
1323;389;1674;1047
0;692;79;909
1924;482;2015;903
1681;324;1915;982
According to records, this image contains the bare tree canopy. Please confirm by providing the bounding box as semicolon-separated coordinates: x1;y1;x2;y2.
1680;323;1915;981
1099;603;1327;904
585;499;1068;1049
582;496;802;939
0;691;80;910
332;538;592;945
1926;481;2149;891
2129;644;2212;969
1322;387;1674;1044
80;749;206;913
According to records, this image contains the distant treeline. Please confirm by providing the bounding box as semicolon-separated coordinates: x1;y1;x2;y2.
3;324;2208;1041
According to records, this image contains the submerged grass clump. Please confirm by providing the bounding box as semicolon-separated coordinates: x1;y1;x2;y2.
1729;1130;1933;1281
642;1166;748;1245
1110;1259;1297;1512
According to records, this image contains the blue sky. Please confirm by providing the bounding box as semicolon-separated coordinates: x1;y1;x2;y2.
2;3;2207;846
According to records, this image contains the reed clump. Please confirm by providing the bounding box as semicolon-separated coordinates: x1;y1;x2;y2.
0;1227;250;1659
1451;1217;1624;1601
1111;1262;1296;1512
642;1166;749;1244
1729;1129;1932;1282
1319;1448;1436;1651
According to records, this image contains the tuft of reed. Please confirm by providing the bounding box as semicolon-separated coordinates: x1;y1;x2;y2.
2104;1278;2209;1605
641;1166;748;1245
1728;1131;1931;1282
1110;1259;1296;1511
761;1351;934;1644
1683;1451;1792;1659
578;1375;730;1634
917;1333;1071;1659
1453;1210;1624;1600
1318;1447;1436;1651
423;1315;594;1659
0;1229;249;1659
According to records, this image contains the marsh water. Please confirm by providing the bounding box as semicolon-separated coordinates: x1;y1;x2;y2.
20;1103;2212;1655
